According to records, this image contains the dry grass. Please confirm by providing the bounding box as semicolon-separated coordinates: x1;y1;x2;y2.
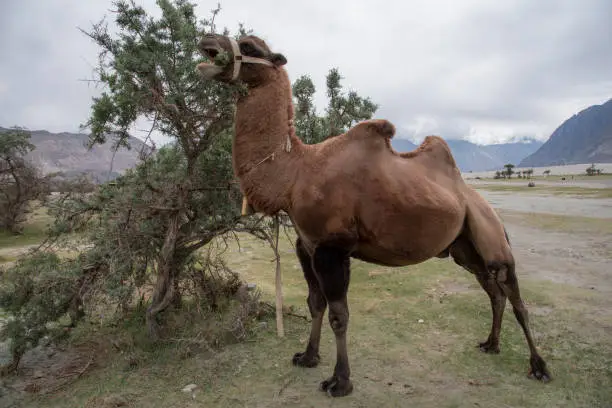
15;228;612;408
496;209;612;235
0;203;52;250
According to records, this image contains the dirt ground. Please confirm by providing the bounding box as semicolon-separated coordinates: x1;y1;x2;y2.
504;222;612;293
469;188;612;293
469;179;612;189
474;188;612;218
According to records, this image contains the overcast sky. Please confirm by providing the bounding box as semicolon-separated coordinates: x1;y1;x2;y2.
1;0;611;145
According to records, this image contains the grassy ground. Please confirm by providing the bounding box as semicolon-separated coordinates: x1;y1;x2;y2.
0;203;52;249
0;205;53;269
13;227;612;408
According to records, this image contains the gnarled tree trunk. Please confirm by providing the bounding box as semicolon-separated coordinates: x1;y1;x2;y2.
146;213;181;340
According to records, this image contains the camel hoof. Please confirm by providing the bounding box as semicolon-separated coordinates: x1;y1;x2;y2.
320;376;353;397
292;352;320;368
528;355;551;383
478;340;500;354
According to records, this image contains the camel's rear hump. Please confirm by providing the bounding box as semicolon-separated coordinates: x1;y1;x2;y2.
399;136;460;176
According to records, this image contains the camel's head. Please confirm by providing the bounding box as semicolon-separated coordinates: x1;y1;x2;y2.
197;34;287;85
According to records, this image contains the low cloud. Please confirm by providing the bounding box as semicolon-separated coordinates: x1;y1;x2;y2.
1;0;610;145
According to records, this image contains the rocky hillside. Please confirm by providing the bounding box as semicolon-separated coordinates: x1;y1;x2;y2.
520;98;612;167
2;125;547;177
0;127;149;182
390;137;542;172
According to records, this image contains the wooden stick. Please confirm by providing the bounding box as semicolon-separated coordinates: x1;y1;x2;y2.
241;196;250;216
273;215;285;337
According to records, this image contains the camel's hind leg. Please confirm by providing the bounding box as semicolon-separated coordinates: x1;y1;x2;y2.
462;188;550;381
475;273;506;354
452;232;551;382
292;237;327;368
494;261;551;382
449;234;506;354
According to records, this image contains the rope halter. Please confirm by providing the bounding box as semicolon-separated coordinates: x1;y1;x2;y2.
227;37;293;154
228;37;275;81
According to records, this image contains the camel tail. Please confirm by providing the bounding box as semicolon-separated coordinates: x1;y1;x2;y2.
504;226;511;247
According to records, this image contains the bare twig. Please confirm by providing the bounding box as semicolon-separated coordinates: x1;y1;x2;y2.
45;355;94;394
276;375;296;397
209;3;222;34
262;302;310;322
285;310;309;322
106;141;120;183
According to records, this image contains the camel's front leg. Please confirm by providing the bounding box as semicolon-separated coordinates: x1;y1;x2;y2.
293;238;326;367
313;245;353;397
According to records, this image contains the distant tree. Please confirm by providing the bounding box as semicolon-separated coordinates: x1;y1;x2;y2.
503;163;515;179
292;69;378;144
586;163;601;176
543;169;551;176
292;75;325;144
48;172;97;194
586;164;594;175
325;68;378;138
494;170;502;179
0;127;51;233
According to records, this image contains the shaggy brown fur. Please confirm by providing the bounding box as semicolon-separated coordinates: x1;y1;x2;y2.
196;33;551;397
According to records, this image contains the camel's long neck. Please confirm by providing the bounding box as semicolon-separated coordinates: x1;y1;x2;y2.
232;68;301;215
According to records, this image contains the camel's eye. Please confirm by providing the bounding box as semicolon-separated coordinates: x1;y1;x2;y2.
240;42;264;57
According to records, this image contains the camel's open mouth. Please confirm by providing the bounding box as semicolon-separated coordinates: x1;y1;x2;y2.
196;38;228;78
204;48;219;60
198;45;224;66
198;36;224;61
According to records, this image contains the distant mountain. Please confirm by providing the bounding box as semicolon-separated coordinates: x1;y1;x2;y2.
390;138;418;152
390;137;542;172
0;127;150;182
520;98;612;167
482;140;544;168
445;139;500;172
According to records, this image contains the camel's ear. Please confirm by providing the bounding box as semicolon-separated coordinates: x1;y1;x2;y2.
269;53;287;66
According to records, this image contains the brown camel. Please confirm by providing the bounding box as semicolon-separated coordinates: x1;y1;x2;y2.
196;33;551;397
